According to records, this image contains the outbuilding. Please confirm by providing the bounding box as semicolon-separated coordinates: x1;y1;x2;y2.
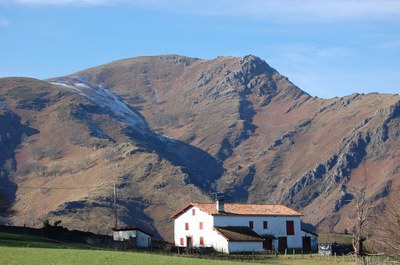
112;226;152;248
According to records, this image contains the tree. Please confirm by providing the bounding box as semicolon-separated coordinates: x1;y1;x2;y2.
350;187;374;256
371;192;400;259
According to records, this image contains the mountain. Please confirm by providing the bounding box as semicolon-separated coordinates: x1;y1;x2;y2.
0;55;399;241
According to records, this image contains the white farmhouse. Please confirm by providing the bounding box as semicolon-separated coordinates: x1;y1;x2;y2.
172;199;317;253
112;226;152;248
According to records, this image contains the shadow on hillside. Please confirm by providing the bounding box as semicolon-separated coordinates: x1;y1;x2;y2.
0;110;39;219
123;127;224;193
222;165;256;203
118;197;163;240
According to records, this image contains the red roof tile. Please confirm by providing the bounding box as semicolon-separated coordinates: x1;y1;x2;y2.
171;202;302;218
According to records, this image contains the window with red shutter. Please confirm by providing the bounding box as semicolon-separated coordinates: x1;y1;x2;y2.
199;237;204;246
185;223;189;230
199;222;203;230
180;237;184;246
286;220;294;235
192;209;195;216
249;221;254;229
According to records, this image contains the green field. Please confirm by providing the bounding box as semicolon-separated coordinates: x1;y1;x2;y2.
0;232;96;249
318;233;353;245
0;232;357;265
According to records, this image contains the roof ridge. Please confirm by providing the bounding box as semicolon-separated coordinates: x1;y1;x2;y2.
192;201;292;206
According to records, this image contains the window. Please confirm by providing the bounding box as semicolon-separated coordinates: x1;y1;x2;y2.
199;222;203;230
286;220;294;235
249;221;254;229
199;237;204;246
192;209;195;216
180;237;184;246
263;221;268;229
185;223;189;230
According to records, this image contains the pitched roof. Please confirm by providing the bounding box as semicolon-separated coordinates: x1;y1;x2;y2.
214;226;264;242
111;226;153;236
301;228;319;236
171;202;302;218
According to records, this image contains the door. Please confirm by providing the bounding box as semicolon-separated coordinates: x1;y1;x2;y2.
302;237;311;251
263;238;273;250
278;237;287;251
186;236;193;248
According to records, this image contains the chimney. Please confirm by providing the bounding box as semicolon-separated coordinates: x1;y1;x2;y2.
216;196;224;212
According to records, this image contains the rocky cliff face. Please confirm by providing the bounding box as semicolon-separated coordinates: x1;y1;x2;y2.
0;55;399;240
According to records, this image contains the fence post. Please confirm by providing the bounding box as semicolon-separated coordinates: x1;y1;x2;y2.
285;249;287;256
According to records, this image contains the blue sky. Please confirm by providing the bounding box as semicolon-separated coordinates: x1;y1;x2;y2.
0;0;399;98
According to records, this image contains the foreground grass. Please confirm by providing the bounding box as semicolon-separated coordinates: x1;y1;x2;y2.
0;232;356;265
0;246;357;265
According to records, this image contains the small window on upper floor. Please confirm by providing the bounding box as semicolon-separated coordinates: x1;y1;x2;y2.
286;220;294;235
263;221;268;229
199;222;203;230
249;221;254;229
192;209;195;216
185;223;189;230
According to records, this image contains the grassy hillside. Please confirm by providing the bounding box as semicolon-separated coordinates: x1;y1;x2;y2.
0;232;96;249
318;233;353;245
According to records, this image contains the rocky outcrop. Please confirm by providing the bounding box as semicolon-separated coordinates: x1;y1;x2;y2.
278;98;399;213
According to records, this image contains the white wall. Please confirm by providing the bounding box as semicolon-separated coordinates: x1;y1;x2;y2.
113;230;136;241
174;206;214;247
212;232;229;253
228;242;264;253
136;231;151;248
214;215;303;249
300;230;318;250
113;230;151;248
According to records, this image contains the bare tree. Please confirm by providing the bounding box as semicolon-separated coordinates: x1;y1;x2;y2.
350;187;374;256
371;192;400;259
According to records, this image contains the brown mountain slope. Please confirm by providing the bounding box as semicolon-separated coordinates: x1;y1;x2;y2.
0;55;399;241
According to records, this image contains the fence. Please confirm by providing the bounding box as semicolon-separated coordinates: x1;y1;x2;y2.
145;246;400;265
136;246;361;263
357;256;400;265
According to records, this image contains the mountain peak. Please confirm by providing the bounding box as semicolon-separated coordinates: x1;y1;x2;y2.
1;54;399;243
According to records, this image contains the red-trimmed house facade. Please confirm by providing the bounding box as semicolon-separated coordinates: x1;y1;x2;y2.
172;199;317;253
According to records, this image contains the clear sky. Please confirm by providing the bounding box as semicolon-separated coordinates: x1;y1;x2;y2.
0;0;399;98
